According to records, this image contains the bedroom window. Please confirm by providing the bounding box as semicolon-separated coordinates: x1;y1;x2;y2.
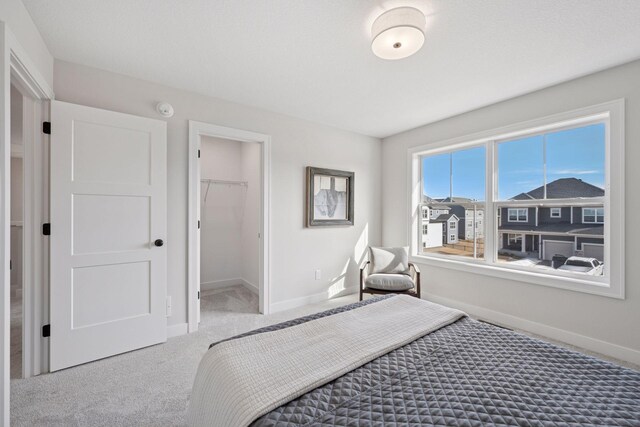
419;145;485;259
410;100;625;298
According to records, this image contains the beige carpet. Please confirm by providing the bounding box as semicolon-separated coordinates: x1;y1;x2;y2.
199;285;260;326
10;288;358;426
10;289;639;426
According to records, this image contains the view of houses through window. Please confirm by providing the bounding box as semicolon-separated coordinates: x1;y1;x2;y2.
420;122;606;277
420;146;485;259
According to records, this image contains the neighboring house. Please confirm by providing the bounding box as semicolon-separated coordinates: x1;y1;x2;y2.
498;178;604;261
420;198;484;250
428;204;452;220
422;222;444;249
435;197;484;241
420;205;444;248
463;208;484;240
431;213;459;245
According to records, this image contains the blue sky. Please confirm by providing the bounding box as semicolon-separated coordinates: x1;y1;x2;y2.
422;123;605;201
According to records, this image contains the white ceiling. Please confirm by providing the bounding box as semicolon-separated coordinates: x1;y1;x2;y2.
22;0;640;138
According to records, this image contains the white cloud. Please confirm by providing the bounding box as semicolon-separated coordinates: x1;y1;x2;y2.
550;169;601;175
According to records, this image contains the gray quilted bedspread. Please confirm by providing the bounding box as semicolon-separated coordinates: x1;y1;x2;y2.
210;296;640;426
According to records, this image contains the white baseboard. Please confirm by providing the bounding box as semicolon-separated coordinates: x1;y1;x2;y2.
201;278;259;294
167;322;188;338
239;278;258;295
271;286;357;313
425;293;640;366
201;278;244;291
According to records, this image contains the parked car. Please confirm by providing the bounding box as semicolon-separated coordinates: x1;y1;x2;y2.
558;256;604;275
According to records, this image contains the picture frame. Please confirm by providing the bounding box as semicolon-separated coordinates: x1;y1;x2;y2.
306;167;354;227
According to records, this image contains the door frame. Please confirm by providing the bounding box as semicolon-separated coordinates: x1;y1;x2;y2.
188;121;271;332
10;77;50;380
1;21;54;424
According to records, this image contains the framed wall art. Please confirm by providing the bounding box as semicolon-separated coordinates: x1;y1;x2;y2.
306;167;354;227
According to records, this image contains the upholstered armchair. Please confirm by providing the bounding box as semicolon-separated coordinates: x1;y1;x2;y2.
359;247;421;301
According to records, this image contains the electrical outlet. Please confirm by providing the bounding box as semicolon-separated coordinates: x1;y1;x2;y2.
315;269;321;280
166;296;172;317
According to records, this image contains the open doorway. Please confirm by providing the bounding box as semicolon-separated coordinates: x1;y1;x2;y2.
8;75;49;380
198;136;260;324
188;121;271;333
2;25;54;418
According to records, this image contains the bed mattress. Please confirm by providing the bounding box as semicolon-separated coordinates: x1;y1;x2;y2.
206;296;640;426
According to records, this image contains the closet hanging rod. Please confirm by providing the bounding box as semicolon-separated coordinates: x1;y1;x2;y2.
200;179;248;187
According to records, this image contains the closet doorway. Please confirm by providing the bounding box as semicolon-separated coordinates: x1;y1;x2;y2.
188;122;271;332
6;71;50;381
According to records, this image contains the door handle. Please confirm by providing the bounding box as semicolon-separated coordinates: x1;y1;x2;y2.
154;239;164;247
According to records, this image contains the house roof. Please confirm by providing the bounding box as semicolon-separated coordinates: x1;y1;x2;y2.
499;222;603;236
436;197;475;203
510;178;604;200
428;205;451;210
432;213;459;223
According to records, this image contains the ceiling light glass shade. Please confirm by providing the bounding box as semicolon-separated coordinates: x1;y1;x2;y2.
371;7;426;60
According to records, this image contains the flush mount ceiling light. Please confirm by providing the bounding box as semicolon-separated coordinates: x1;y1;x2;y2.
371;7;426;60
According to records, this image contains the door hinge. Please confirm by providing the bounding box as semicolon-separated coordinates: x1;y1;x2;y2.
198;220;200;229
197;149;200;158
42;121;51;135
42;324;51;337
42;223;51;236
198;291;200;300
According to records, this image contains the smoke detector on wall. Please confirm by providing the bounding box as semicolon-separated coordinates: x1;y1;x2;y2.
156;102;174;118
371;7;426;60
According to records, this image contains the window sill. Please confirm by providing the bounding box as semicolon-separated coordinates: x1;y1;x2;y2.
409;254;623;299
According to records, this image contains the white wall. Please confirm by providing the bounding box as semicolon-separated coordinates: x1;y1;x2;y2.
9;87;23;287
10;155;22;291
0;0;53;88
240;141;261;290
199;136;243;286
9;158;21;224
10;85;21;147
382;59;640;362
53;60;382;326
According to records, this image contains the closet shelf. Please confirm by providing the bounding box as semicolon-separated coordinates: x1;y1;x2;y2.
200;179;248;187
201;179;248;202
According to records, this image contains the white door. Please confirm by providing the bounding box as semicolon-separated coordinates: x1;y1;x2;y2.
50;101;167;371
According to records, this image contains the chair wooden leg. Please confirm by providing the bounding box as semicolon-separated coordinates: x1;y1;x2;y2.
359;265;365;301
